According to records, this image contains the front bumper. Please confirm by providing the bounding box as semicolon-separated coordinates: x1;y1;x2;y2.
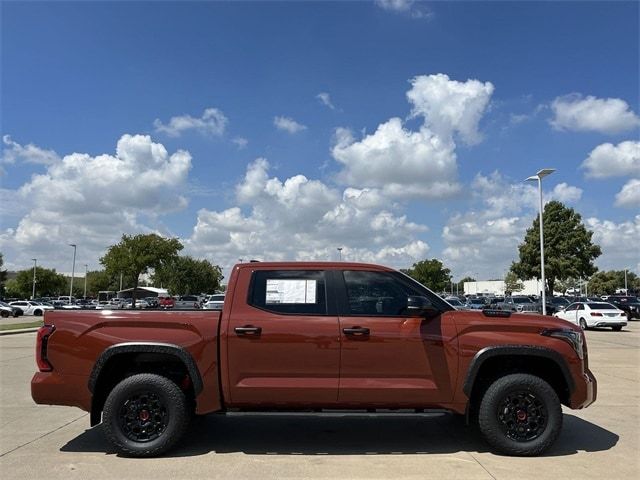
570;368;597;409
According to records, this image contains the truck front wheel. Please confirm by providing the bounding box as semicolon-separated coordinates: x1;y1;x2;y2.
478;373;562;456
102;373;190;457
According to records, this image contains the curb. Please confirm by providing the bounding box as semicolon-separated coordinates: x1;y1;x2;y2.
0;327;40;336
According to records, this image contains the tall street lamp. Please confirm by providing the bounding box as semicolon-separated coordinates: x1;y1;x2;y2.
31;258;37;299
337;247;343;261
526;168;555;315
69;244;77;304
84;264;88;299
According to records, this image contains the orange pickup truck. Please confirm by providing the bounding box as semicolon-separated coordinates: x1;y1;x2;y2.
31;262;596;457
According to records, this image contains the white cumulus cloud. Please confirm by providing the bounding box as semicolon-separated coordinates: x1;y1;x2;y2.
332;73;494;200
186;159;429;273
615;179;640;208
0;134;191;270
582;141;640;178
2;135;60;165
154;107;228;137
586;216;640;272
274;116;307;134
550;94;640;134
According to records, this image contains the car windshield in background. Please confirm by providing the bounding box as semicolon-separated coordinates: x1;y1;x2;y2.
209;295;225;302
588;303;618;310
469;299;485;304
552;297;570;305
513;297;532;303
447;299;463;306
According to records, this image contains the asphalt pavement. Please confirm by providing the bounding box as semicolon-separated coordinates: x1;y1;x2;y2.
0;323;638;480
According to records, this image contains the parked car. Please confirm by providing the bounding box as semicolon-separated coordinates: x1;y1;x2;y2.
174;295;201;309
0;301;23;317
554;302;627;331
32;261;596;457
9;301;54;316
124;298;150;310
606;296;640;320
444;297;466;310
0;303;15;318
145;297;159;308
497;296;538;313
465;297;487;310
203;294;225;310
159;296;175;309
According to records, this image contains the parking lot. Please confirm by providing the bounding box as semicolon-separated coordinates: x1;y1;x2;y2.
0;324;638;480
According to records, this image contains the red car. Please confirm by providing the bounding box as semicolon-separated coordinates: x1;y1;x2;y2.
158;296;175;309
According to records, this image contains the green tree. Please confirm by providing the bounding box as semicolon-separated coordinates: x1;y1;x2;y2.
403;259;452;292
12;267;67;298
152;256;223;295
504;271;524;295
100;234;183;305
84;270;121;297
588;270;640;295
511;201;601;295
456;276;475;293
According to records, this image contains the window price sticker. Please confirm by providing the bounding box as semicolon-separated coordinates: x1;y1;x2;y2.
265;279;317;304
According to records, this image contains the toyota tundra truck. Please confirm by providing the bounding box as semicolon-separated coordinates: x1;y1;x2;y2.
31;262;596;457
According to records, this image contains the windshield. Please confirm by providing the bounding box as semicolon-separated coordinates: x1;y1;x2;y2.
588;303;618;310
447;299;463;306
552;297;570;305
209;295;225;302
469;299;485;304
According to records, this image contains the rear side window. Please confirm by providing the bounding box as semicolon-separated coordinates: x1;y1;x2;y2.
249;270;327;315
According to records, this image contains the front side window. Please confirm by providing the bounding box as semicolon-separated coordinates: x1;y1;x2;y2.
249;270;327;315
342;270;436;316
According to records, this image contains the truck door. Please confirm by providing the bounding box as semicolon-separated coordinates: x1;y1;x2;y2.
336;269;457;406
226;269;340;407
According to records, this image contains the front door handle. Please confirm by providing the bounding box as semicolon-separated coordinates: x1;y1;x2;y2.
342;326;370;336
234;326;262;336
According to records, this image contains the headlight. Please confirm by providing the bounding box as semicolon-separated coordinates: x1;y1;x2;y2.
541;328;584;359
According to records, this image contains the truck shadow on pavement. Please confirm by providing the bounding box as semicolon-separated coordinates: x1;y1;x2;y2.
61;412;618;458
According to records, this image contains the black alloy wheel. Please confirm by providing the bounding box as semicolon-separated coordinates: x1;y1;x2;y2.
119;392;168;443
497;390;547;442
103;373;190;457
478;373;562;456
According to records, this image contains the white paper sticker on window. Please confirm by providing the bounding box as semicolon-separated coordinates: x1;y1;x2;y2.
265;279;317;304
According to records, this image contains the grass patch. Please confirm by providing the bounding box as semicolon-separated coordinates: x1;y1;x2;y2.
0;320;44;331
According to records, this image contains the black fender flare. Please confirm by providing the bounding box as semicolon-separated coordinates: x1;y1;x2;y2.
462;345;575;397
88;342;204;395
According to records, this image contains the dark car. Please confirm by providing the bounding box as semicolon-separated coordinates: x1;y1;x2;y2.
0;301;23;317
498;296;538;313
607;296;640;320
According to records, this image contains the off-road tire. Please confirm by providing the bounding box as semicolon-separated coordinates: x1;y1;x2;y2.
478;373;562;456
579;318;588;330
612;325;623;331
103;373;189;457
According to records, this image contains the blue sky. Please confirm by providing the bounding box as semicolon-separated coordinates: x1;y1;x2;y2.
1;1;639;280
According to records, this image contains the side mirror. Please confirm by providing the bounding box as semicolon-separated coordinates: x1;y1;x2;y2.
406;296;437;316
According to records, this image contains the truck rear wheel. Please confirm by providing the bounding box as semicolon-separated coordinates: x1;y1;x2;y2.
102;373;189;457
478;373;562;456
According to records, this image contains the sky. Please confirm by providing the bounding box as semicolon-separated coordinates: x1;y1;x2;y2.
1;0;639;282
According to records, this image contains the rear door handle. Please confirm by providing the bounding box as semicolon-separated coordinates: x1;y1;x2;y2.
234;326;262;336
342;326;370;336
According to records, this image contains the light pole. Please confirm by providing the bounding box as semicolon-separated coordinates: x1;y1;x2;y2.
31;259;37;299
337;247;343;261
69;244;77;304
84;264;88;299
526;168;555;315
624;269;628;293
